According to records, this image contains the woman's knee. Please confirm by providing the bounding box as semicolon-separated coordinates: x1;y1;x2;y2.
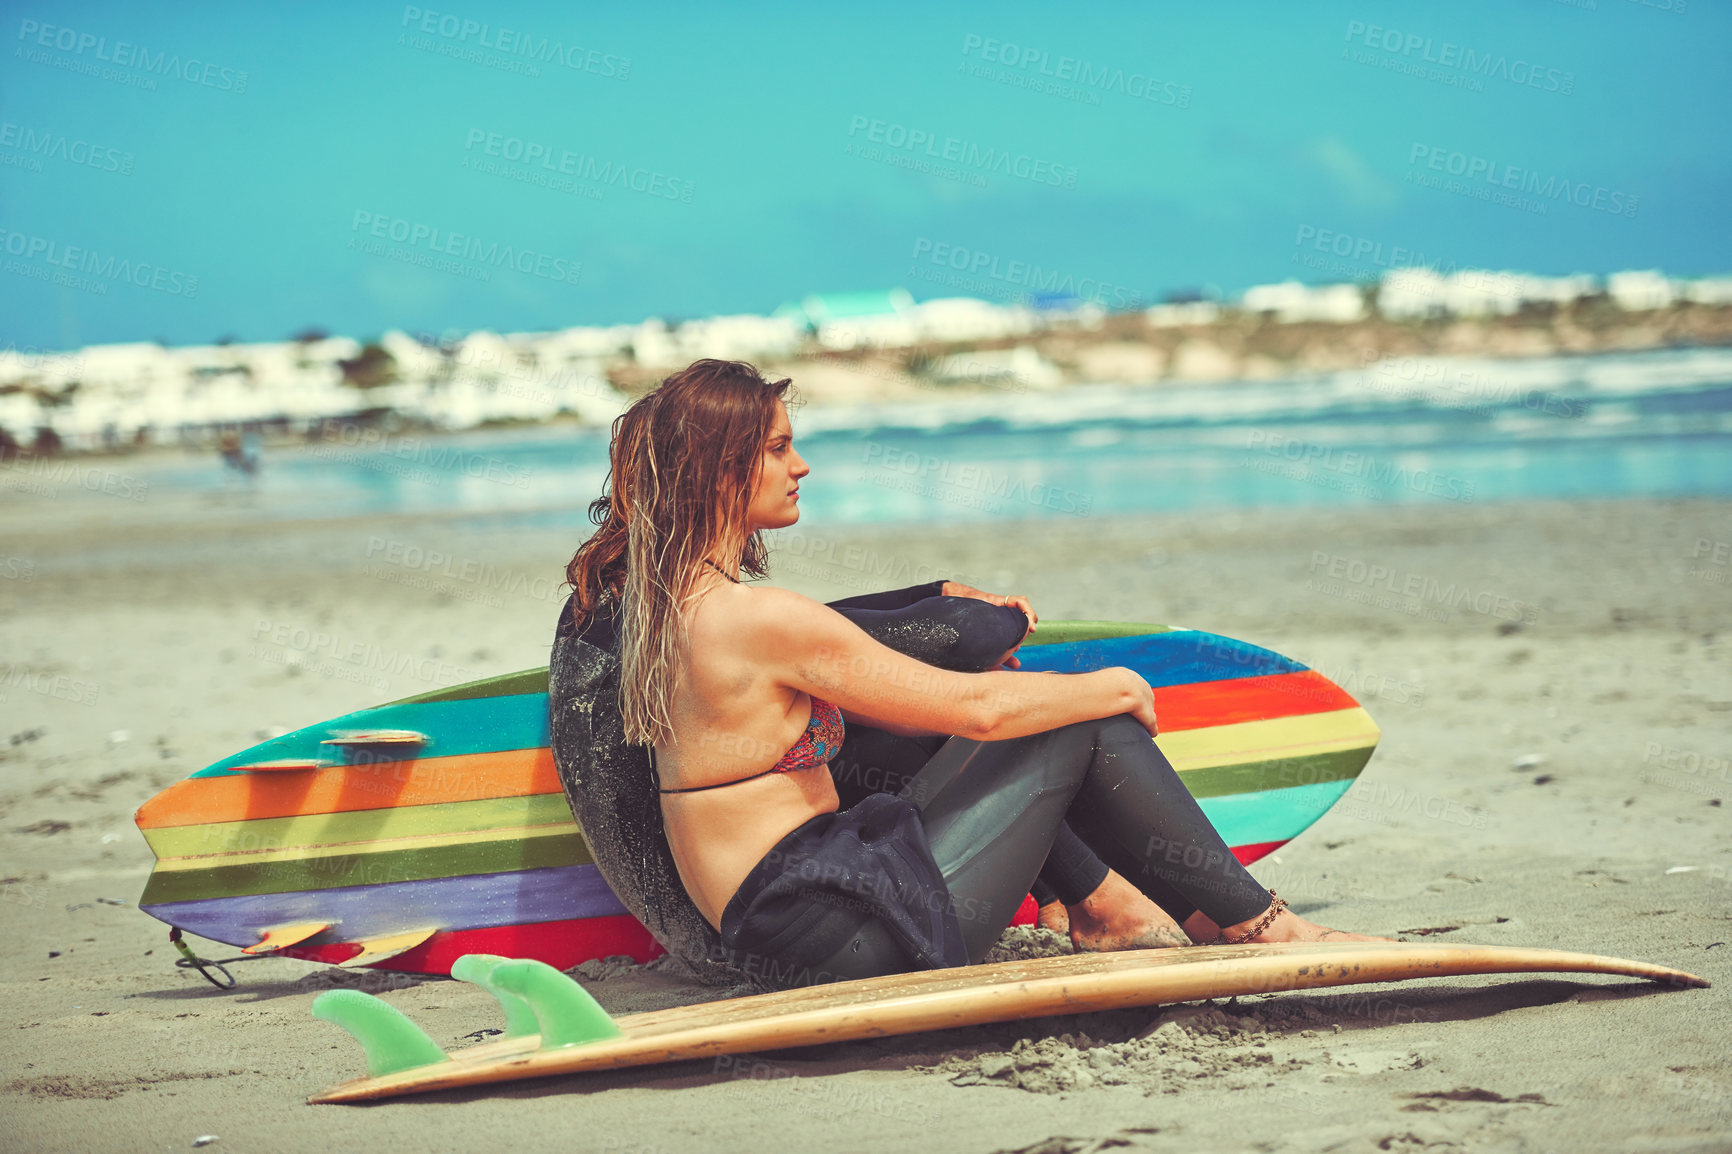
1099;711;1152;744
803;920;913;985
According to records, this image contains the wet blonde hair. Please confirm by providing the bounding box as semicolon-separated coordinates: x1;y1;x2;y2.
564;359;793;746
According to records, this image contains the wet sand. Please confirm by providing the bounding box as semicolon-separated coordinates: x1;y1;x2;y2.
1;467;1729;1153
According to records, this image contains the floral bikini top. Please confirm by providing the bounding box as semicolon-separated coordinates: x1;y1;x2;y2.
657;696;845;794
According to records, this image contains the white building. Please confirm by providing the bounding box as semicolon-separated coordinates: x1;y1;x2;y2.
777;289;919;350
674;314;806;362
1380;268;1599;318
1607;270;1676;311
1683;277;1732;305
1145;301;1221;327
909;297;1038;343
1241;281;1366;323
928;345;1062;391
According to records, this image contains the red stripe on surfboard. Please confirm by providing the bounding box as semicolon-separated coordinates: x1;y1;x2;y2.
280;914;665;975
1153;672;1358;732
135;747;561;829
1233;839;1287;866
1009;842;1285;929
279;848;1290;974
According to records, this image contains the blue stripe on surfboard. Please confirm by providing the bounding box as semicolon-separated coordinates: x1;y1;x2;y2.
194;692;553;777
1198;778;1355;848
138;863;624;948
1015;630;1308;685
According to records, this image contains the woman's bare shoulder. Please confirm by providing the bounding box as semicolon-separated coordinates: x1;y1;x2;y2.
686;582;829;644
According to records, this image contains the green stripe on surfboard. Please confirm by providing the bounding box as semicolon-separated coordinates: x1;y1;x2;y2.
389;667;550;706
384;621;1172;706
1180;745;1372;800
143;794;576;860
138;829;592;906
1022;621;1169;647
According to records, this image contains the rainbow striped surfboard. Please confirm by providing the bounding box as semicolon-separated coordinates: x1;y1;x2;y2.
133;622;1380;975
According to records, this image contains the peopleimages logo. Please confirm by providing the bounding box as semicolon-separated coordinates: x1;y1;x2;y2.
398;6;630;79
0;227;197;297
0;121;133;174
959;34;1191;107
462;130;694;203
349;210;582;285
1343;20;1574;95
15;18;249;92
845;115;1078;189
1406;144;1638;218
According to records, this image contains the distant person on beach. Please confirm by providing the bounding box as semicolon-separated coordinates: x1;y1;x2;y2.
553;360;1385;989
219;428;261;479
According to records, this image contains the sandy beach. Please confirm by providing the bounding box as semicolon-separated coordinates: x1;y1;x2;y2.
2;464;1729;1153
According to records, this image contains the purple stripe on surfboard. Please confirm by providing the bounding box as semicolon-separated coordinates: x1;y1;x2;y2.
140;863;625;948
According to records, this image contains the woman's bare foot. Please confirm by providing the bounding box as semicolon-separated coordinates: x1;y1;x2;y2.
1183;895;1395;945
1036;900;1070;936
1065;870;1191;952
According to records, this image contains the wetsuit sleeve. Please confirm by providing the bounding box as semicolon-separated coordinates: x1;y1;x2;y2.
832;596;1030;673
825;581;948;612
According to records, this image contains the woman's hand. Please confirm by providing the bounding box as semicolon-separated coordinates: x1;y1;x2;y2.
1115;667;1160;739
941;580;1037;668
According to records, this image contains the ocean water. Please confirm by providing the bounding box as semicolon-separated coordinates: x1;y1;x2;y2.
143;347;1732;526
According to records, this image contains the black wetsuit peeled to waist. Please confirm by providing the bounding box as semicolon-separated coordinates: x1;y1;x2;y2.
820;586;1111;913
550;582;1273;989
552;580;1030;985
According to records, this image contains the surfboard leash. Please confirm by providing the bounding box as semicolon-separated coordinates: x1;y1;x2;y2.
168;927;242;989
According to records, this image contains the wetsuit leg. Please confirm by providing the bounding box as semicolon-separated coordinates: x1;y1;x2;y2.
830;723;1110;911
1034;825;1111;906
809;714;1273;975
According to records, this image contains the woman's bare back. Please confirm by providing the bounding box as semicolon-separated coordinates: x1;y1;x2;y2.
656;579;842;927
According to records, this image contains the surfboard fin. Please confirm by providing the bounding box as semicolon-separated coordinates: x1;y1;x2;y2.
230;758;334;773
311;990;450;1078
485;958;621;1048
449;954;541;1039
311;954;620;1090
321;730;428;749
335;928;438;968
242;921;330;955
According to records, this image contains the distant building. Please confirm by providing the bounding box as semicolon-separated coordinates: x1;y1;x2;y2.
1379;268;1598;319
928;345;1062;391
1607;270;1676;311
1145;301;1221;327
1683;276;1732;306
910;297;1037;343
674;314;805;362
1241;281;1366;323
778;289;917;350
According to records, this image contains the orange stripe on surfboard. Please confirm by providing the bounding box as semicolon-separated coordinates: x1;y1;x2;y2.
1152;671;1358;732
135;747;561;830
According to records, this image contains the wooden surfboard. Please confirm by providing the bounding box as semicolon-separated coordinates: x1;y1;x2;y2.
307;942;1707;1103
134;621;1382;974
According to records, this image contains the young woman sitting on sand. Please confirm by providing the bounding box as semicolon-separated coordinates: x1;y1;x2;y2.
561;360;1382;988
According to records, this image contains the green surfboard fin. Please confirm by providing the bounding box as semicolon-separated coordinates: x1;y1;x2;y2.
487;958;621;1048
311;989;450;1077
450;953;541;1039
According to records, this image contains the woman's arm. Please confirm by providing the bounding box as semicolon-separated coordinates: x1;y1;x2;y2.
740;588;1157;741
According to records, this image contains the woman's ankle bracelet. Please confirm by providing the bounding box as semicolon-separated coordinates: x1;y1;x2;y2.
1211;891;1287;945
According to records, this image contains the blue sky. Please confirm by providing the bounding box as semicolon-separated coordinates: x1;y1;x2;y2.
2;0;1727;350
